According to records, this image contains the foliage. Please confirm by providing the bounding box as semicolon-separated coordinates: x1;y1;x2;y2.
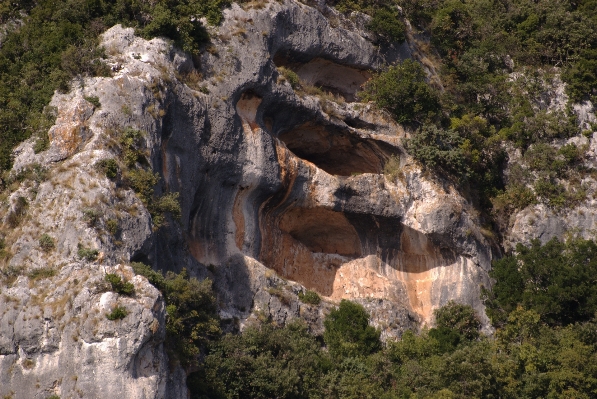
190;320;328;399
360;59;440;125
383;154;401;182
82;208;100;227
405;124;469;181
485;237;597;327
106;218;118;235
0;0;228;177
77;243;99;261
106;306;128;320
84;95;101;108
96;158;119;179
119;128;148;168
323;299;381;358
366;8;406;42
277;67;300;90
38;234;55;252
191;300;597;399
433;301;481;341
132;263;221;369
105;273;135;296
27;267;56;280
298;290;321;305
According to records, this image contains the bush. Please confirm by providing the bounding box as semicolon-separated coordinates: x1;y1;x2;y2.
298;290;321;305
433;301;481;341
84;95;101;108
367;8;406;42
28;267;56;280
95;158;119;179
106;306;128;320
106;218;118;236
133;263;220;368
383;154;401;181
323;299;381;358
277;66;300;89
38;234;55;252
485;238;597;327
360;59;440;125
82;208;100;227
77;244;99;261
105;273;135;296
405;125;469;181
119;128;147;168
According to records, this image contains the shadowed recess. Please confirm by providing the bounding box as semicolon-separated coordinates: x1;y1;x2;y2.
278;122;389;176
278;207;362;257
273;53;371;101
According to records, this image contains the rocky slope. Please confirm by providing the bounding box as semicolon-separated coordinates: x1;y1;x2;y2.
1;0;596;397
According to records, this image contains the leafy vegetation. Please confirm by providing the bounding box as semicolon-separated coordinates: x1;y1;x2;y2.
96;158;119;179
323;299;381;358
360;59;440;125
188;274;597;399
38;234;55;252
298;290;321;305
132;262;221;368
0;0;228;176
359;0;597;215
334;0;406;42
105;273;135;296
106;306;128;320
77;244;99;261
484;237;597;327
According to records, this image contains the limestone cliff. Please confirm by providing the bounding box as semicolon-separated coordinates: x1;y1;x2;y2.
3;0;577;397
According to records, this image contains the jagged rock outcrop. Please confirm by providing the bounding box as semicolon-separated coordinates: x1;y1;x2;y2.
0;0;503;397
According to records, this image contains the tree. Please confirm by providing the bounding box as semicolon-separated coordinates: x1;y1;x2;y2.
360;59;440;125
486;238;597;326
323;300;381;358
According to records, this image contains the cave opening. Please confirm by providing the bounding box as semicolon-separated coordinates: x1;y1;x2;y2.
278;121;390;176
273;53;371;102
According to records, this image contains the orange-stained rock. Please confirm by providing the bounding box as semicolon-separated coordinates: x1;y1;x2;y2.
48;97;95;159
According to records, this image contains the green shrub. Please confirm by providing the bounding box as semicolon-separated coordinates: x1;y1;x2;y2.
405;125;469;181
105;273;135;296
33;135;50;154
277;66;300;89
82;208;100;227
106;306;128;320
106;218;118;236
84;95;101;108
323;299;381;358
95;158;119;179
298;290;321;305
360;59;440;125
119;128;147;168
28;267;56;280
433;301;481;341
367;8;406;42
383;154;401;181
77;244;99;261
151;192;182;228
125;169;159;205
7;196;29;228
38;234;55;252
485;238;597;327
133;263;220;368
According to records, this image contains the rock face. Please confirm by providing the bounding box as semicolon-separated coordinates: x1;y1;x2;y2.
0;0;503;397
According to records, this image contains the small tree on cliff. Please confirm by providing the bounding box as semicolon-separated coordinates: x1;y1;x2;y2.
323;300;381;358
